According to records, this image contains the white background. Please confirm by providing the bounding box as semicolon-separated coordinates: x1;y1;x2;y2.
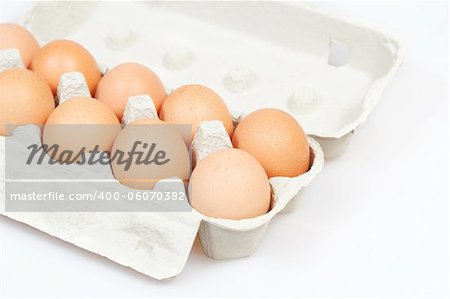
0;1;448;298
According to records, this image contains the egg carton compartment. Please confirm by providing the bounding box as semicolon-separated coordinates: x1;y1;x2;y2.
21;1;403;158
195;137;323;259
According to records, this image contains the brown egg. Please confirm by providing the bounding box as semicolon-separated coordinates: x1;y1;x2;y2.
160;84;233;137
30;40;101;95
189;148;271;220
111;120;191;190
232;108;310;178
0;23;40;67
0;68;54;136
95;63;167;120
43;97;121;162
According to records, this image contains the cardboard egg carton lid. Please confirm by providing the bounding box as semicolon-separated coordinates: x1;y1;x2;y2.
19;1;404;159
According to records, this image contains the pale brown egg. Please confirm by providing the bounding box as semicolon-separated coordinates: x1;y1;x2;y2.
189;148;271;220
232;108;310;178
0;68;54;136
95;63;167;120
111;120;191;190
43;97;121;162
30;40;101;95
160;84;233;137
0;23;40;67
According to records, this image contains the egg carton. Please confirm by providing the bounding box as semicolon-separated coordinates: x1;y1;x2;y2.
0;69;323;277
0;1;403;280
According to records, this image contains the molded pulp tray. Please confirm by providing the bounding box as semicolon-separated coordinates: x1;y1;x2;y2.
0;1;403;280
